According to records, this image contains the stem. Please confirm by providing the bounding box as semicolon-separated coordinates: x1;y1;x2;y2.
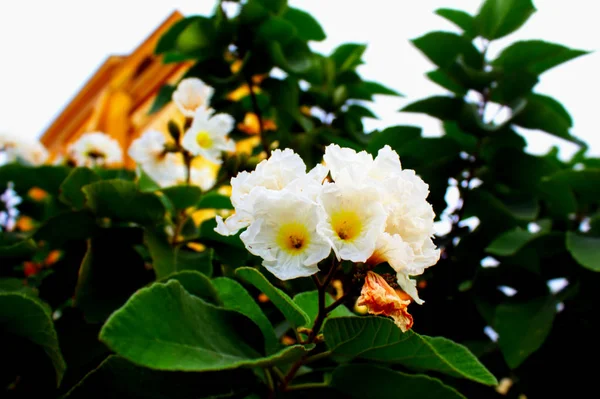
244;72;271;157
183;151;193;185
170;210;188;246
285;382;329;391
264;368;275;398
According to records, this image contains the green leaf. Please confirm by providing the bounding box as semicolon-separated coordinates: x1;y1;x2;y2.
213;277;279;353
346;81;402;101
486;222;551;256
426;69;468;96
162;270;219;304
330;43;367;72
34;210;98;247
99;280;311;371
0;164;71;194
257;16;297;45
0;239;37;261
256;0;287;14
324;317;497;386
475;0;536;40
0;292;66;386
367;125;422;155
282;7;325;41
411;31;482;70
512;94;577;143
543;169;600;205
149;84;176;115
144;228;213;279
401;96;464;121
435;8;475;37
331;364;467;399
492;40;589;75
494;296;556;369
196;192;233;209
293;291;354;331
83;180;166;225
268;40;316;74
63;355;258;399
59;167;101;209
236;267;310;328
160;185;203;210
566;232;600;271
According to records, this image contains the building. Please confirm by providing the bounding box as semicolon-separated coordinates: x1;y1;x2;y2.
40;11;192;168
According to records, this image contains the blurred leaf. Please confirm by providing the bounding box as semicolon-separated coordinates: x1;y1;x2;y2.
160;185;203;210
63;355;257;399
0;239;37;261
144;229;213;279
475;0;536;40
99;280;312;371
367;125;422;155
330;43;367;72
331;364;467;399
324;317;497;385
256;0;287;14
435;8;475;37
401;96;463;120
411;31;483;69
426;69;467;96
566;232;600;271
213;277;279;353
492;40;589;75
486;222;550;256
257;16;297;45
196;192;233;209
83;180;166;225
268;40;316;74
0;291;66;386
0;164;70;195
59;167;100;210
34;210;98;248
149;84;175;115
236;267;310;328
346;81;402;101
282;7;325;41
512;94;577;142
543;169;600;205
494;296;555;369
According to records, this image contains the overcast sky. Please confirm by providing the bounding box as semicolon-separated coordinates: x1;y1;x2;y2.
0;0;597;159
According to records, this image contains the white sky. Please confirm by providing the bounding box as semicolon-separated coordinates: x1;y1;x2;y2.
0;0;598;159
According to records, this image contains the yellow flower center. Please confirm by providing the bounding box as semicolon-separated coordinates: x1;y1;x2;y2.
331;210;362;242
277;222;310;254
196;131;213;149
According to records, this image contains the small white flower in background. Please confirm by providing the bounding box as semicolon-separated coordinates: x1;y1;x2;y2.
215;148;324;236
128;130;185;187
188;163;217;191
172;77;215;117
0;182;22;232
240;190;331;280
0;132;48;166
67;132;123;167
181;108;235;164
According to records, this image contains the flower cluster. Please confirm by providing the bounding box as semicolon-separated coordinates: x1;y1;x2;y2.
216;144;440;304
67;132;123;167
0;182;22;232
128;78;234;189
0;132;48;166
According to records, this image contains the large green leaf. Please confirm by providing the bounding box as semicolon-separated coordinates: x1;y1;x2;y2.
0;164;70;194
512;94;577;143
435;8;475;37
330;43;366;72
492;40;589;75
401;96;464;120
426;69;468;95
331;364;466;399
0;292;66;386
494;296;556;369
366;125;422;155
212;277;279;353
160;185;203;210
59;167;101;209
63;355;257;399
162;271;220;304
544;169;600;205
236;267;310;328
83;180;166;225
34;210;98;248
99;280;311;371
566;232;600;272
293;290;354;328
411;31;483;70
282;7;325;41
144;228;213;279
324;317;497;386
196;192;233;209
486;221;551;257
475;0;536;40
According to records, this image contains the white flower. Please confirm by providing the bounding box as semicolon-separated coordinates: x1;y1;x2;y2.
0;182;22;232
240;190;331;280
189;163;217;191
0;132;48;166
215;149;325;236
67;132;123;167
181;108;235;164
323;144;373;181
317;170;387;262
128;130;185;186
172;77;214;117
